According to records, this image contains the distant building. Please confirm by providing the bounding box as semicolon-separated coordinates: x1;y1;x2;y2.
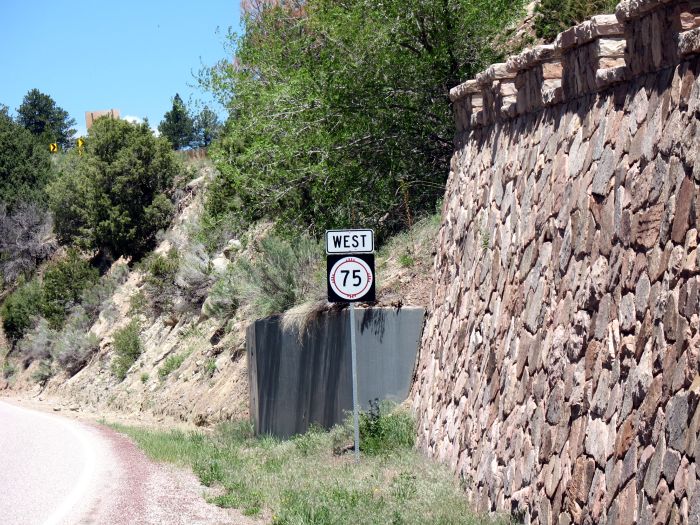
85;109;120;130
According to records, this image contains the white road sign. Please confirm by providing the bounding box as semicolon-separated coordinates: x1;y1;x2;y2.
328;256;374;301
326;229;374;254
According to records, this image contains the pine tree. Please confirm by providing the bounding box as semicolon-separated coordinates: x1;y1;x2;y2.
193;106;222;147
17;89;76;148
158;94;194;150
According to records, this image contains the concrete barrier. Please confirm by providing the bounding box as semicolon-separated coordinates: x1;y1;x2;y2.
246;306;424;438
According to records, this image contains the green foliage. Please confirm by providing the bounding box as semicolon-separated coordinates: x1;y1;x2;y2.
359;401;416;455
113;419;507;525
31;360;53;385
16;89;76;148
142;249;181;313
203;358;217;378
48;117;181;260
193;106;222;147
11;265;128;371
2;251;97;344
398;252;415;268
129;290;148;315
140;372;150;383
232;233;324;317
2;361;16;379
534;0;618;42
0;108;53;209
158;94;195;150
158;351;189;379
111;320;142;381
49;310;100;375
40;250;99;329
1;278;43;342
203;0;524;240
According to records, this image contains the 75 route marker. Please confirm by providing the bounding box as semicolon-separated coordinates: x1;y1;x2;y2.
325;229;376;464
327;255;375;302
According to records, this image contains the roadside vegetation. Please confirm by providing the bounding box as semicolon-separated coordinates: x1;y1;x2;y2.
113;405;510;525
533;0;619;41
201;0;527;245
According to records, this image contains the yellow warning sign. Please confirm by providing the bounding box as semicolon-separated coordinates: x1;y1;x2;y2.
77;138;85;148
49;143;58;153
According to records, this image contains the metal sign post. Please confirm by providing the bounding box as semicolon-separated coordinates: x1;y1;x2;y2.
349;302;360;463
325;229;376;463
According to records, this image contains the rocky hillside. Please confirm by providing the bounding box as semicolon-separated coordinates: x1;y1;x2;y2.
0;159;438;427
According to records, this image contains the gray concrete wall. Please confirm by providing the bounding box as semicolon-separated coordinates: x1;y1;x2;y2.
247;307;424;438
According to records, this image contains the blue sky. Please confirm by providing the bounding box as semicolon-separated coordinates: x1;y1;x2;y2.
0;0;241;135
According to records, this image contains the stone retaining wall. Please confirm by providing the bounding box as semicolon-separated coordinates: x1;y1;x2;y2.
412;1;700;523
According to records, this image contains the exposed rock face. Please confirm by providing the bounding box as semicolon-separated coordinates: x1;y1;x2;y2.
414;1;700;522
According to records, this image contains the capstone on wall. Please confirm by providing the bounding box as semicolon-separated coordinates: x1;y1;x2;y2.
412;1;700;523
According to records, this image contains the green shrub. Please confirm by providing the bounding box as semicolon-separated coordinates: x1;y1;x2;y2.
17;317;54;362
358;400;415;455
50;310;99;376
203;358;217;378
233;234;324;317
79;262;129;321
140;372;150;383
31;360;53;385
534;0;618;42
111;320;142;381
40;250;99;330
206;269;239;319
398;252;415;268
2;361;16;379
48;117;181;261
142;249;180;313
129;290;148;315
158;352;188;379
1;278;43;342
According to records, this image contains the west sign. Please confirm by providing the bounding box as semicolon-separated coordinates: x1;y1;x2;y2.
326;229;374;254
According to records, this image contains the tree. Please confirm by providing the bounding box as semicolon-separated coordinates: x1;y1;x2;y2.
202;0;524;240
158;94;194;150
0;202;56;287
0;107;52;209
48;118;182;261
16;89;76;148
193;106;222;147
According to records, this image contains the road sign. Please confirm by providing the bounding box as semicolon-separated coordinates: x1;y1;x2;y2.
77;138;85;148
49;143;58;153
325;228;376;462
326;229;374;254
327;254;376;303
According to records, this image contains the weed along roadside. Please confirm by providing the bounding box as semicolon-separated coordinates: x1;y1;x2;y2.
111;411;511;525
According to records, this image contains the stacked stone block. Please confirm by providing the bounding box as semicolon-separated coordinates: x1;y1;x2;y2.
418;1;700;523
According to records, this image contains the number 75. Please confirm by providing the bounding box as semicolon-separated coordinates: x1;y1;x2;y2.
341;269;362;286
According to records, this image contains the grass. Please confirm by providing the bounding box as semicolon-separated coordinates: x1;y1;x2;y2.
203;358;217;378
158;350;192;380
111;409;511;525
376;213;441;269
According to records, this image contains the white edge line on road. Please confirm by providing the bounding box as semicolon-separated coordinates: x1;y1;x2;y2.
0;401;98;525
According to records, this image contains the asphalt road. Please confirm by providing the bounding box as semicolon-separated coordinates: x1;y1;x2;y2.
0;399;250;525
